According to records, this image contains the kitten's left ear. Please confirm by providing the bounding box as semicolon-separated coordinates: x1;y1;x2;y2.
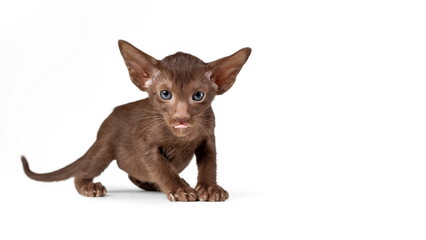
208;47;251;95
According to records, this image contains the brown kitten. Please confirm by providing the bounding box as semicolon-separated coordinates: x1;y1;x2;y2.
21;40;251;202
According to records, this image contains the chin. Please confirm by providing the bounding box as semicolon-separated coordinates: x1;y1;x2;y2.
171;128;192;137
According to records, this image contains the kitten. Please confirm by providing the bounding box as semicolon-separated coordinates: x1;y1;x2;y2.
21;40;251;201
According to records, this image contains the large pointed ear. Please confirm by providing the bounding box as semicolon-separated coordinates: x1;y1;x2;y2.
118;40;160;91
208;47;251;95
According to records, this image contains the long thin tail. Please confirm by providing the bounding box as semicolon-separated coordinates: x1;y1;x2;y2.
21;155;83;182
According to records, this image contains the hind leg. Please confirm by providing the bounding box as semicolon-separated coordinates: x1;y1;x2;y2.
128;175;160;192
128;175;193;195
74;143;114;197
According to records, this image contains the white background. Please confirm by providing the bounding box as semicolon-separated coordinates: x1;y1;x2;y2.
1;0;425;239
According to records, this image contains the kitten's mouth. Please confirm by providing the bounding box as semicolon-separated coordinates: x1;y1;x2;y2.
173;123;190;129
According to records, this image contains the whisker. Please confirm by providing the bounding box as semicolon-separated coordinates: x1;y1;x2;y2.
195;118;214;142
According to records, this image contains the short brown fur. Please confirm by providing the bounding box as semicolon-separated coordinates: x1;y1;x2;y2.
21;40;251;201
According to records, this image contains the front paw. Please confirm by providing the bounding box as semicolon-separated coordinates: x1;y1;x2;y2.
167;187;198;202
195;184;229;202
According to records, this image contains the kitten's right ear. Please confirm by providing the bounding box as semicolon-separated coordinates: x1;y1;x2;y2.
207;47;252;95
118;40;159;91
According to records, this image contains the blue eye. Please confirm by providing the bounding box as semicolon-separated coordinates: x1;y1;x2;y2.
160;90;172;100
192;91;205;101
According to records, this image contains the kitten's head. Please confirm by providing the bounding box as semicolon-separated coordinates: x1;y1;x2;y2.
118;40;251;137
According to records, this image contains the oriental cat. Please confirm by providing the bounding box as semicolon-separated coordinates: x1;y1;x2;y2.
21;40;251;202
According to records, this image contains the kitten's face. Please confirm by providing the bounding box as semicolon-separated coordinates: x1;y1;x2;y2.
118;40;251;137
148;56;217;137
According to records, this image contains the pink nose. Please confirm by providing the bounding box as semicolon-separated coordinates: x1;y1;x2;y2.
174;116;190;123
174;102;190;123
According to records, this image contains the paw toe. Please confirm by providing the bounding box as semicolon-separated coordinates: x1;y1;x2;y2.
196;185;228;202
77;181;107;197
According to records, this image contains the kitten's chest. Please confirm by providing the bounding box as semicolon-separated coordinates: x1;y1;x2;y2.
160;142;199;173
